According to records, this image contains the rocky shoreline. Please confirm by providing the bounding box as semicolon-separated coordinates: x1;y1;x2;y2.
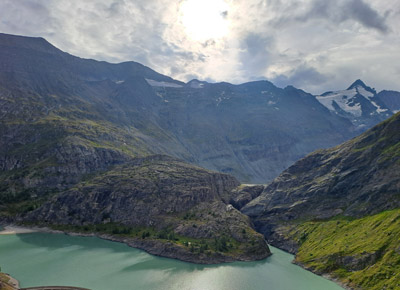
0;224;353;290
0;224;271;265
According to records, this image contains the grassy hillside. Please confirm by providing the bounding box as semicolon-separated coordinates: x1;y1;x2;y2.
289;210;400;290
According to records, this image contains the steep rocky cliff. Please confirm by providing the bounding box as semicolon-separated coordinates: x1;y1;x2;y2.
243;112;400;225
23;155;270;263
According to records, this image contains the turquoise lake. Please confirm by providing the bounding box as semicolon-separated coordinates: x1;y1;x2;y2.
0;232;344;290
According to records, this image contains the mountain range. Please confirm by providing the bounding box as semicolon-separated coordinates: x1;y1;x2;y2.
1;32;399;197
1;32;400;289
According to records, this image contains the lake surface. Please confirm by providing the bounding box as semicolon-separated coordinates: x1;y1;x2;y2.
0;232;344;290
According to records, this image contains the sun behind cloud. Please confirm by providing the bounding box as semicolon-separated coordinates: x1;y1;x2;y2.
179;0;230;42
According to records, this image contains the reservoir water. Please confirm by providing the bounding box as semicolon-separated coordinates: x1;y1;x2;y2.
0;232;344;290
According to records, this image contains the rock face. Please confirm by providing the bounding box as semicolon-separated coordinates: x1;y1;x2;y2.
243;112;400;249
230;184;265;210
23;155;270;263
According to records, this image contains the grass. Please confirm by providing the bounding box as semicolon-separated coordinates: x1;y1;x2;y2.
289;209;400;290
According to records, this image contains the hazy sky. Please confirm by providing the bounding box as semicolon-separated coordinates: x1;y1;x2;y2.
1;0;399;94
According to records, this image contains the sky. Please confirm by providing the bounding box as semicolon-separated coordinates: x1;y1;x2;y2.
0;0;399;94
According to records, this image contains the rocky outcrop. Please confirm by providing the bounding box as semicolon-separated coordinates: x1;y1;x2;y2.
0;273;19;290
22;155;270;263
230;184;265;210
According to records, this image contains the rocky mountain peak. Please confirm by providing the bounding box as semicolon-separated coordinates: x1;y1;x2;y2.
347;79;367;89
347;79;376;94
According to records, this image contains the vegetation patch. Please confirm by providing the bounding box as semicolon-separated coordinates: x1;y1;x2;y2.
43;222;245;256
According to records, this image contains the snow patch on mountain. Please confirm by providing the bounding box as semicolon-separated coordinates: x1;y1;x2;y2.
317;88;363;117
369;99;389;113
146;79;183;88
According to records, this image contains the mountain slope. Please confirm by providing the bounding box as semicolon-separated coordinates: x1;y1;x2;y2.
242;112;400;289
377;90;400;113
243;112;400;240
153;81;356;182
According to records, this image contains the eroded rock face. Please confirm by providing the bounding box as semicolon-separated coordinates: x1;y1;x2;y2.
242;113;400;251
23;155;270;263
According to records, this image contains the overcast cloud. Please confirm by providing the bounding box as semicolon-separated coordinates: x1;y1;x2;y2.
0;0;399;94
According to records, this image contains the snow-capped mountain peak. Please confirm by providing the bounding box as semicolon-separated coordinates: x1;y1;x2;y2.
316;80;392;130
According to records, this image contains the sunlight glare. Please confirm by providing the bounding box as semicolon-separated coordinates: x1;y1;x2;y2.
180;0;230;42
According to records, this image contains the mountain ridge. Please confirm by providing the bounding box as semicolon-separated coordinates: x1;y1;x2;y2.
0;32;367;187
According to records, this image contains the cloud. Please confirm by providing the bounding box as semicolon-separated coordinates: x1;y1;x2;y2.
239;33;275;79
0;0;399;94
342;0;389;33
271;0;389;33
271;64;331;90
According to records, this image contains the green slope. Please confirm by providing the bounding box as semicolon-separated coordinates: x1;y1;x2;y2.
290;210;400;290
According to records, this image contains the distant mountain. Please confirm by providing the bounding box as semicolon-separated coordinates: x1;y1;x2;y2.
316;79;393;131
152;81;356;183
0;32;398;207
0;32;360;193
241;112;400;289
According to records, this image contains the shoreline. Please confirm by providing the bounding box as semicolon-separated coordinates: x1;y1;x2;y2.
0;224;350;289
292;260;355;290
0;225;52;235
264;237;353;290
0;223;270;265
